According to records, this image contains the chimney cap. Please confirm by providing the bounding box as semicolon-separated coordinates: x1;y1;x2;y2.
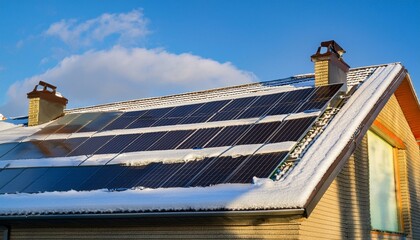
27;81;68;105
311;40;347;61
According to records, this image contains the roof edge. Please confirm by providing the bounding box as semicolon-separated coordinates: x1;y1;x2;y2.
0;208;304;222
303;64;407;216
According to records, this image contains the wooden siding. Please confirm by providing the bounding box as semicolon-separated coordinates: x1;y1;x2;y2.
10;224;301;240
299;137;371;239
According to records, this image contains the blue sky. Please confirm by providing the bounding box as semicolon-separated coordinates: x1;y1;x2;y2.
1;0;419;117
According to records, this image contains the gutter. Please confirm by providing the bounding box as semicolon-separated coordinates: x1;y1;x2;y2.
0;208;304;221
303;66;407;217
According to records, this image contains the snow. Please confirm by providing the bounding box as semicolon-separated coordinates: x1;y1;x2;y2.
0;123;45;144
0;156;87;169
0;181;303;215
0;64;402;215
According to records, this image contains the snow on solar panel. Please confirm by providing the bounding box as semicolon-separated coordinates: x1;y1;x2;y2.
0;82;344;195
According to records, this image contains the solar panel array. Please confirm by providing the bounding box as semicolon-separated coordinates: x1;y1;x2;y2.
0;83;342;194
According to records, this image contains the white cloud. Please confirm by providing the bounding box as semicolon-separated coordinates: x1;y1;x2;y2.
1;47;256;116
45;9;149;47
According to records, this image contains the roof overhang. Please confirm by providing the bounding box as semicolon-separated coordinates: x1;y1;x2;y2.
0;208;304;226
393;74;420;145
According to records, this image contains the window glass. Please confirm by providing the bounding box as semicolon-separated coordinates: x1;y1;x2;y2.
368;131;400;232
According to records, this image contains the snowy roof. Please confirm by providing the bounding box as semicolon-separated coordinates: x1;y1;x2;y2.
0;63;410;218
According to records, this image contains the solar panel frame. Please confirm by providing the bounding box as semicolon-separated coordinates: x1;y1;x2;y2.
51;166;102;192
77;112;123;132
94;134;140;155
235;121;284;145
78;164;127;191
0;168;25;190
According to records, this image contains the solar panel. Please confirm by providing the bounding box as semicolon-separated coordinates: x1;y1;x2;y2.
236;121;283;145
78;164;127;191
160;158;216;188
121;132;166;153
148;130;194;151
135;162;185;188
0;80;341;195
46;137;89;157
0;167;48;194
34;113;81;135
204;125;251;148
188;156;248;187
94;134;140;155
177;127;222;149
208;96;257;122
268;117;317;143
106;165;158;189
56;112;103;134
237;93;285;119
0;141;50;160
51;166;102;192
180;100;229;124
102;111;146;131
77;112;122;132
308;84;342;101
227;152;288;183
126;107;174;129
23;167;72;193
0;168;24;190
0;142;19;158
67;135;114;156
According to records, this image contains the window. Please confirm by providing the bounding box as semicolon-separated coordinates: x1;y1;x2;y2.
368;131;401;232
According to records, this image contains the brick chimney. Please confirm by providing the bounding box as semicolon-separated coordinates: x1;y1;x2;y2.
311;40;350;92
27;81;68;126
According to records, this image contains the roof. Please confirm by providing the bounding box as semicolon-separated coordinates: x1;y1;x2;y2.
0;63;416;219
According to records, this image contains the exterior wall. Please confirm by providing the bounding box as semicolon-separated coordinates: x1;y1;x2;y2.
10;224;300;240
299;137;371;239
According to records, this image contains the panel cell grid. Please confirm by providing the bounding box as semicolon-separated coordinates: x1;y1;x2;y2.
308;84;342;101
147;130;194;151
78;165;127;191
34;113;81;135
51;166;102;192
77;112;122;132
105;165;158;189
160;158;216;188
56;112;103;134
0;168;25;190
23;167;72;193
228;152;288;183
0;167;48;194
188;156;249;187
208;97;257;122
190;100;229;116
236;121;283;145
163;103;204;118
122;132;166;153
177;127;222;149
135;162;185;188
67;135;114;156
280;88;315;103
0;141;50;160
204;125;251;148
94;134;140;155
268;117;317;143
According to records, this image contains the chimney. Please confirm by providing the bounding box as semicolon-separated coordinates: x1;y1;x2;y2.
311;40;350;92
27;81;68;126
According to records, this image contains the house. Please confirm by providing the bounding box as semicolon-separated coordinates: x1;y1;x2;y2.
0;40;419;239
